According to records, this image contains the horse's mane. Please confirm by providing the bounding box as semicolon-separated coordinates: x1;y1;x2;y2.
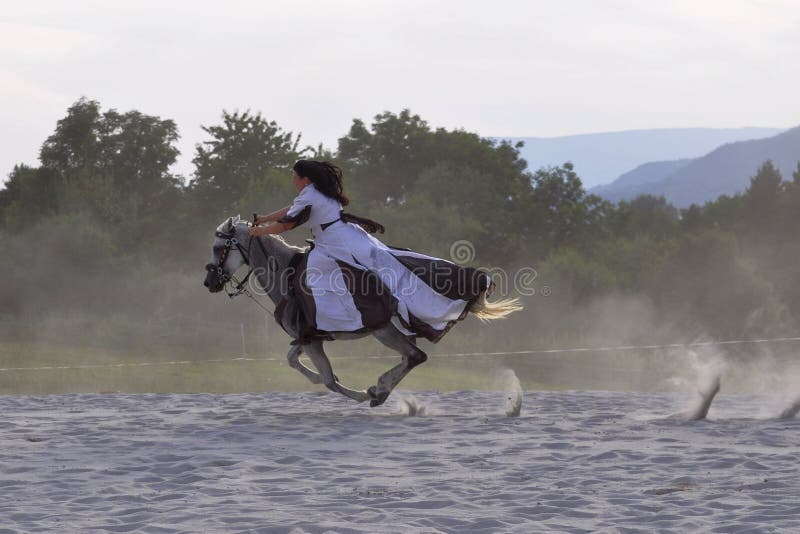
229;220;307;255
217;216;307;255
260;230;307;255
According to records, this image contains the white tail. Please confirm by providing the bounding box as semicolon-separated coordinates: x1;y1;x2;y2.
470;292;523;322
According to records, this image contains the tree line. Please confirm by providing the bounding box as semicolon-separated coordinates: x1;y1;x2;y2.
1;98;799;346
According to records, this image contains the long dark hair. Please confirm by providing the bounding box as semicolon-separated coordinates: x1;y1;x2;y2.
293;160;350;207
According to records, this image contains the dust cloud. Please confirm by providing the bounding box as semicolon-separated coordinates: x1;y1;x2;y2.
497;368;522;417
3;224;800;399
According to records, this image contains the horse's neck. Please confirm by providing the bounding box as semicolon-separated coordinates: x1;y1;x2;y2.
237;226;294;305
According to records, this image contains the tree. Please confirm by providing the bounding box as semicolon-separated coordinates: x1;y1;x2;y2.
0;165;60;228
404;137;534;260
96;109;181;195
610;195;679;240
653;229;779;337
337;110;535;261
337;110;432;206
2;98;184;255
40;98;102;175
746;160;783;224
524;163;608;257
191;111;304;219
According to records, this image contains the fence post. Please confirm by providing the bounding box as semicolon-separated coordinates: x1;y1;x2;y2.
265;314;270;355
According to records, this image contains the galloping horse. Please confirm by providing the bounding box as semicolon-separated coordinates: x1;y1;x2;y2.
204;216;520;406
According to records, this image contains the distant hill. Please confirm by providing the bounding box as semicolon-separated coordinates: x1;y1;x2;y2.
592;159;692;202
500;127;784;189
592;126;800;207
590;159;694;202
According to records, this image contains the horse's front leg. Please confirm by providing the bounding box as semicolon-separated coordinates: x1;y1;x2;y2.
303;341;371;403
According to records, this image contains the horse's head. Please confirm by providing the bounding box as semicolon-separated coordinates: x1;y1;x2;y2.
204;215;248;293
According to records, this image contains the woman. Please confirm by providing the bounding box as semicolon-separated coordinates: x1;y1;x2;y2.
251;160;491;343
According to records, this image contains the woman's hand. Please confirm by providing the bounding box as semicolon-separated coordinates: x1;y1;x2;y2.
255;206;292;225
249;225;264;237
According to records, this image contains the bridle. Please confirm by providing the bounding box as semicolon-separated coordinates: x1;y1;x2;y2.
205;219;279;314
205;228;254;298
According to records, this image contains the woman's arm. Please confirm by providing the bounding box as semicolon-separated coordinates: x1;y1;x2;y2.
250;221;296;237
253;188;313;236
254;206;291;224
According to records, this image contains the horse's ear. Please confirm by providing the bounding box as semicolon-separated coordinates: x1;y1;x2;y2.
224;217;234;232
233;214;241;225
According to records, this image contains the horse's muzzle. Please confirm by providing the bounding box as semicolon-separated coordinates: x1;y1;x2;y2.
203;270;224;293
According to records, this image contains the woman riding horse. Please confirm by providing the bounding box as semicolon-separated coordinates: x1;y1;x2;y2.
249;160;493;345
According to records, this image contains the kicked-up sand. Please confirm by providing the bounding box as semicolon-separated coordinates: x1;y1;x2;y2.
1;389;799;532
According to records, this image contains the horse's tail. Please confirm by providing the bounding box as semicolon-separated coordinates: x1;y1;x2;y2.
470;292;523;322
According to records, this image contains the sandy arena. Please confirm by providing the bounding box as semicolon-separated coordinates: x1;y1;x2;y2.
1;389;798;532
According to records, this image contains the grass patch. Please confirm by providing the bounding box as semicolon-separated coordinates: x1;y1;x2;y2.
0;341;550;395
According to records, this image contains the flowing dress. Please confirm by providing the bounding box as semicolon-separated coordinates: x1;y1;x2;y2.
276;183;490;343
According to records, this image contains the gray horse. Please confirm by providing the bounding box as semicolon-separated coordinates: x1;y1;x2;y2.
204;216;520;406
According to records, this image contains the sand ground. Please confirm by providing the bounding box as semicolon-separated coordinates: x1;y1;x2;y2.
1;390;798;533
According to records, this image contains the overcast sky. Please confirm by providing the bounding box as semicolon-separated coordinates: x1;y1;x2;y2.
2;0;799;180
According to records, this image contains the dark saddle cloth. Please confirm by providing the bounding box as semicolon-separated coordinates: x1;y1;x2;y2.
273;246;398;345
273;244;490;345
272;251;313;344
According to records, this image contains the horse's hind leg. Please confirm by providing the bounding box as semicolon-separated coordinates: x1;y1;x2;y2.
286;345;323;385
368;326;428;407
303;341;371;403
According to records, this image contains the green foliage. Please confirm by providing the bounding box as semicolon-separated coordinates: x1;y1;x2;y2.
0;212;119;316
526;163;609;256
337;110;534;260
1;97;800;360
594;235;673;292
539;247;618;303
747;160;784;210
237;167;297;219
745;160;784;235
652;229;787;337
337;110;432;205
610;195;679;240
191;110;304;220
8;98;184;255
0;165;60;227
376;193;486;261
40;97;103;173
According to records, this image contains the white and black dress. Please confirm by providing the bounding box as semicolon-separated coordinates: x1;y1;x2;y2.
275;183;491;343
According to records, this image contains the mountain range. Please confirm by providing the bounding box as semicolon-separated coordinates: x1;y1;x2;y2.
591;126;800;207
501;127;784;189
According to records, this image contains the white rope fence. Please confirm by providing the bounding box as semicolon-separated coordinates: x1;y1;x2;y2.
2;336;800;373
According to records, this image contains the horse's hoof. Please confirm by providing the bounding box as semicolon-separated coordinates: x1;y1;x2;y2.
368;386;390;407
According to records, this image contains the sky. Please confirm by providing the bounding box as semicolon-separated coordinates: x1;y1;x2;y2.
2;0;799;181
